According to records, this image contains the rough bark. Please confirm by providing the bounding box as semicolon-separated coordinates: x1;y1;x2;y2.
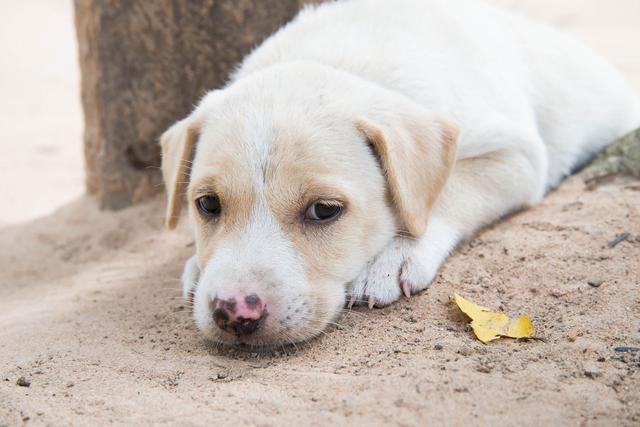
75;0;316;209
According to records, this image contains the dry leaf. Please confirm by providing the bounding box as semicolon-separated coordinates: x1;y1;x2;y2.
452;293;535;343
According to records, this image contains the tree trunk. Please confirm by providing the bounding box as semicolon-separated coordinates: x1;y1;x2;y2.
74;0;315;209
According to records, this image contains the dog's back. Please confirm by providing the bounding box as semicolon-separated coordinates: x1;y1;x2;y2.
236;0;640;186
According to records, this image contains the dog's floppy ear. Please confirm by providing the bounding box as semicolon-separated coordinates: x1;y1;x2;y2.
356;104;459;237
160;116;202;229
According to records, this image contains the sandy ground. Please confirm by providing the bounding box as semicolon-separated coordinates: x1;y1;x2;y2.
1;1;639;426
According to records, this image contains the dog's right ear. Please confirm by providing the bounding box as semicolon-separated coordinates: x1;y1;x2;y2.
160;116;201;229
355;96;459;237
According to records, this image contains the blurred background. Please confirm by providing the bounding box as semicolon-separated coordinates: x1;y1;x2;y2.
1;0;639;227
0;0;83;226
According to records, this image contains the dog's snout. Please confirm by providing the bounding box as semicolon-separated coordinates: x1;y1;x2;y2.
212;294;267;336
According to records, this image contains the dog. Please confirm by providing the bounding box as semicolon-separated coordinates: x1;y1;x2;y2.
160;0;640;347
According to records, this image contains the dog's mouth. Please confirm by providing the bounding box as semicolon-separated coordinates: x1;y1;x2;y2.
204;336;303;354
200;306;333;350
186;278;342;348
206;326;325;351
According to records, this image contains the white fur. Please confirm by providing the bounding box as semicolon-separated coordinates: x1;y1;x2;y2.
172;0;640;346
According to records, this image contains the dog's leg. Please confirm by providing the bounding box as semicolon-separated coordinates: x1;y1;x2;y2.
181;255;200;301
349;217;461;308
349;126;548;307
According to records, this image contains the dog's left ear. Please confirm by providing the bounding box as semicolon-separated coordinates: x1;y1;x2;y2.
357;103;459;237
160;116;202;229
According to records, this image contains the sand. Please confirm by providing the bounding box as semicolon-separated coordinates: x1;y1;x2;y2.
1;175;639;426
1;1;640;426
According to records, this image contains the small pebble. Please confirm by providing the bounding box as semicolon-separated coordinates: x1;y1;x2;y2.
583;362;603;378
457;347;472;357
476;364;494;374
608;231;630;248
587;278;603;288
217;372;228;380
434;344;443;351
614;346;640;353
16;377;30;387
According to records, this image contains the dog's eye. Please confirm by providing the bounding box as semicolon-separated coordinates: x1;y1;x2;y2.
304;201;342;223
196;195;221;217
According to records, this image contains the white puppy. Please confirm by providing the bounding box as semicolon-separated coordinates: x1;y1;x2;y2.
161;0;640;347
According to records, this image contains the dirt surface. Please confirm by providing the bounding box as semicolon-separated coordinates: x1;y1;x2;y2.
1;0;640;426
1;175;639;426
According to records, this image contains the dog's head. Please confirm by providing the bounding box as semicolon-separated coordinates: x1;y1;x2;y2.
161;62;458;347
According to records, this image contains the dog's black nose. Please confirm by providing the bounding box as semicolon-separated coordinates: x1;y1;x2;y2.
211;294;266;336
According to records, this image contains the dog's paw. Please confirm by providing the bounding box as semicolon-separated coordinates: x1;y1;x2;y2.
348;237;438;308
181;255;200;302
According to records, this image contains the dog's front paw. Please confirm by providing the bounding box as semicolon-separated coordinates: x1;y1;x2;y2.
348;237;438;308
181;255;200;301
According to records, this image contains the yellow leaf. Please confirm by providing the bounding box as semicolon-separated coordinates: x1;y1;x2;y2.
506;316;536;338
452;293;536;343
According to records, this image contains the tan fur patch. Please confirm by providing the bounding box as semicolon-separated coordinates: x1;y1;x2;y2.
188;159;257;268
356;115;459;237
160;119;202;230
262;128;385;284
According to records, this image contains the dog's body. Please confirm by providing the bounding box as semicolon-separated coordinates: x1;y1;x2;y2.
161;0;640;347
